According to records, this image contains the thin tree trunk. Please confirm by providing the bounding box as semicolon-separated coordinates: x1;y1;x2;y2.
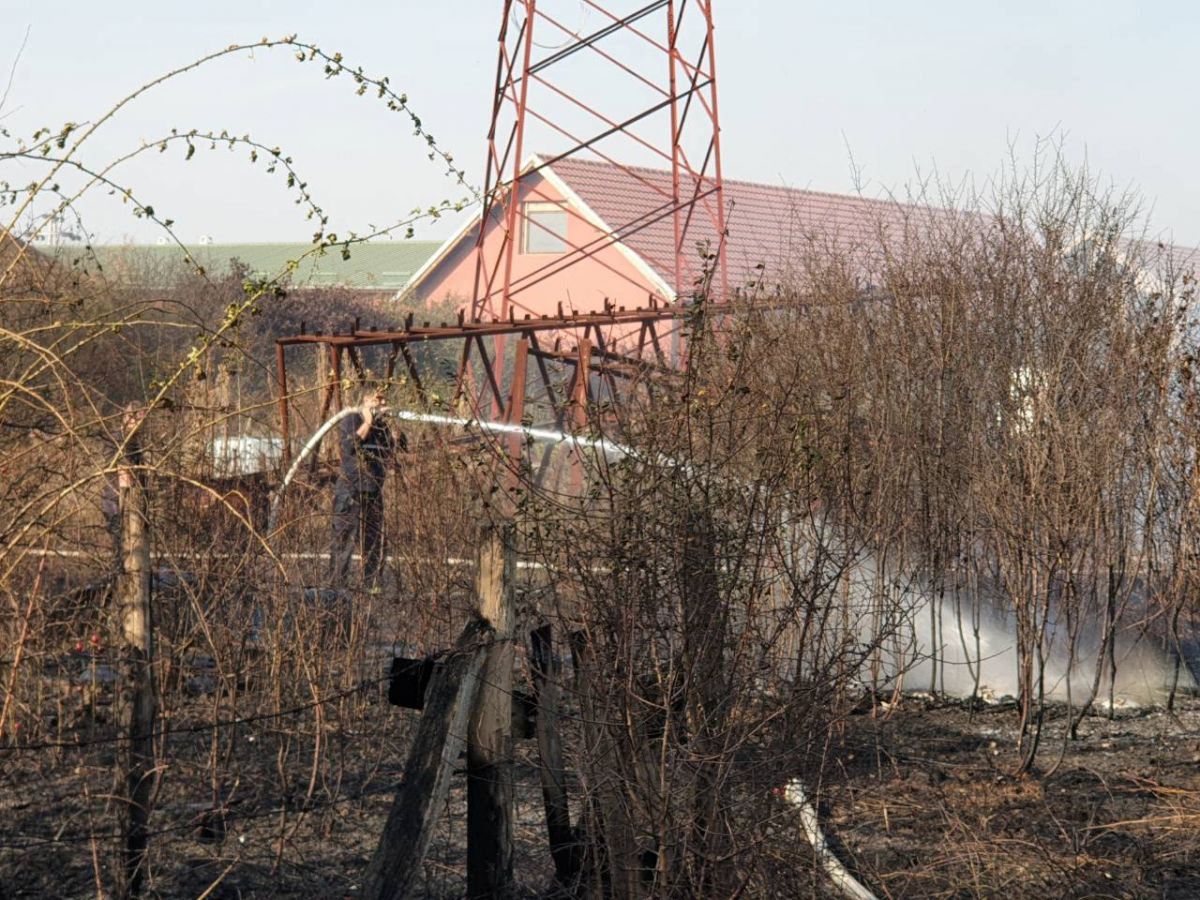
530;623;579;887
114;414;156;899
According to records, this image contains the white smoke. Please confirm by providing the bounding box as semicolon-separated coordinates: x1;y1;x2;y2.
841;566;1192;706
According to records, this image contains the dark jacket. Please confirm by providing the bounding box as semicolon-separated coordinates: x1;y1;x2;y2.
335;413;399;494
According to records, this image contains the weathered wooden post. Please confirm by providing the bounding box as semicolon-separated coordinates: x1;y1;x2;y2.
467;523;516;898
114;409;156;899
363;619;491;900
530;623;579;886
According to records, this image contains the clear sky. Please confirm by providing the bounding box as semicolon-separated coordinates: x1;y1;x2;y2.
2;1;1197;247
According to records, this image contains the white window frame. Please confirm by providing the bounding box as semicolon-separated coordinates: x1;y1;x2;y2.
521;201;569;254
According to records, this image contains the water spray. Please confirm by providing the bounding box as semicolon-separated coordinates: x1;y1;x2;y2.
267;406;642;535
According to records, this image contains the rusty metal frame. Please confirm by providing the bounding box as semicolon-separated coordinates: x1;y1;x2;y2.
275;2;731;468
273;304;692;468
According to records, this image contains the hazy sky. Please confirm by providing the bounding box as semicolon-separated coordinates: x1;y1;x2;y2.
2;1;1197;247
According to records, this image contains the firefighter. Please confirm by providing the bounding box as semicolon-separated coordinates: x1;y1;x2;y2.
329;387;402;590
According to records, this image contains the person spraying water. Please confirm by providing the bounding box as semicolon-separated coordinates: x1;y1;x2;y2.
328;387;406;592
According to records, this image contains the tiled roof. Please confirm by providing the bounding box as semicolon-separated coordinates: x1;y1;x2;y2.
1104;238;1200;285
547;156;916;294
41;240;442;291
0;230;32;272
1143;240;1200;278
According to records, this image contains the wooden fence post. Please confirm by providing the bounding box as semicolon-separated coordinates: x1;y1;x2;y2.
531;623;579;886
467;524;515;898
114;410;156;899
363;618;492;900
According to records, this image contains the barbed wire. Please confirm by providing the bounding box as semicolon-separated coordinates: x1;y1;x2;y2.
2;672;391;753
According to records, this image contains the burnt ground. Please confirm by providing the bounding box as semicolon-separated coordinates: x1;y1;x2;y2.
4;681;1200;898
825;696;1200;899
0;673;560;900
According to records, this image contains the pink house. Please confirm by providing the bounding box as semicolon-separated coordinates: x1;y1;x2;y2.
402;155;909;317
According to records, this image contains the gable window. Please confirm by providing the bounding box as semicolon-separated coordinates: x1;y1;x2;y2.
521;201;568;254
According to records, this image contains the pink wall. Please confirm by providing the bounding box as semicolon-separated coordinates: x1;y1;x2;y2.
410;171;668;319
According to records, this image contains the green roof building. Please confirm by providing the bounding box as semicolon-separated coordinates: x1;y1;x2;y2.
46;240;443;293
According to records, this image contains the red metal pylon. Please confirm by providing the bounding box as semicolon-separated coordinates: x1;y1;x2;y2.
470;0;729;325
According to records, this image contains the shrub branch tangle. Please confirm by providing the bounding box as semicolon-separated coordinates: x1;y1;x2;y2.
1;47;1198;896
513;152;1199;893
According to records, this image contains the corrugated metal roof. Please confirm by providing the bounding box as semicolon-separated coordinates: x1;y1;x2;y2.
546;156;917;294
45;241;442;290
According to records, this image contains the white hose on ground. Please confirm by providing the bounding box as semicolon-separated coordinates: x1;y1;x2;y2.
783;779;879;900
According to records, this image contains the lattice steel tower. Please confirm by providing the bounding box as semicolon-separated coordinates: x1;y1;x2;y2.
471;0;729;324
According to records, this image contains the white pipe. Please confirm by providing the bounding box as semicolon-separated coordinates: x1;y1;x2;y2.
783;779;879;900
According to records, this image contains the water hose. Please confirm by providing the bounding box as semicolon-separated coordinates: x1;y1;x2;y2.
267;407;639;534
783;779;879;900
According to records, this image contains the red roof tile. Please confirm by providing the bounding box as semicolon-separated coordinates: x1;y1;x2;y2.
546;156;917;295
